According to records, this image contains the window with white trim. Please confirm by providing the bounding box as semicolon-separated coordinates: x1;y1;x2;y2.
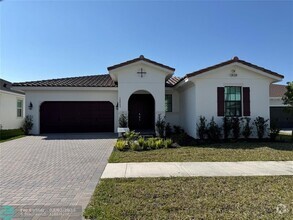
17;99;23;118
224;86;242;117
165;94;172;112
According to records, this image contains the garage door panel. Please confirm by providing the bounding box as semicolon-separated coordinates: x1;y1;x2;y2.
40;101;114;133
270;107;293;129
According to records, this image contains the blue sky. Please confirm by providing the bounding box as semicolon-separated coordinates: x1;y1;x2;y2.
1;1;293;84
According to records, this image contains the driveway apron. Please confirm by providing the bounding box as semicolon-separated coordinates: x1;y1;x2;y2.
0;133;116;218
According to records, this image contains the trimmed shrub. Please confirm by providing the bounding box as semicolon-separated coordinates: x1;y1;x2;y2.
231;117;241;140
115;140;127;151
207;117;222;141
242;117;253;139
222;116;232;140
147;138;157;150
197;116;207;140
137;137;145;147
173;125;184;134
156;114;166;138
254;116;269;140
165;123;172;137
119;113;128;127
163;139;173;148
22;115;33;135
269;120;280;141
155;139;164;149
130;141;142;151
123;130;139;145
0;129;24;140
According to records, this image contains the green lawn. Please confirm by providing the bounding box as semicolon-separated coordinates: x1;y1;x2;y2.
84;176;293;220
109;142;293;163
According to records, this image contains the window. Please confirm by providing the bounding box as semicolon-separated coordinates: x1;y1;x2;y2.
17;99;23;117
165;94;172;112
224;86;241;116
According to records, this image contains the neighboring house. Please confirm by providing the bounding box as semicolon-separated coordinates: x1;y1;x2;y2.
0;79;25;130
13;56;284;138
269;84;293;128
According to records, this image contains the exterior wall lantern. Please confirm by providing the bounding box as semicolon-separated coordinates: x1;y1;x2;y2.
28;102;33;110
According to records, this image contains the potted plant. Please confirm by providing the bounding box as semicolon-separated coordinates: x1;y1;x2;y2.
117;113;129;134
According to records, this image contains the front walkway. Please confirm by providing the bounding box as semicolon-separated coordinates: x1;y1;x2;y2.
102;161;293;178
0;133;116;212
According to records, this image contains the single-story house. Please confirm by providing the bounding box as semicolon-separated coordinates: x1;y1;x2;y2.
13;55;284;138
0;79;25;130
269;84;293;129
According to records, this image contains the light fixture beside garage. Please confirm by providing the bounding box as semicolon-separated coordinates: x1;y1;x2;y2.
28;102;33;110
116;102;119;110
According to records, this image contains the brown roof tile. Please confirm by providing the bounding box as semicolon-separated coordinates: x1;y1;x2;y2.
0;78;25;94
13;74;117;87
186;57;284;79
270;84;287;97
107;55;175;71
166;76;181;87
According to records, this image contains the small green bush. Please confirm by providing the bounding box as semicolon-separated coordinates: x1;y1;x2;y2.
222;116;232;140
147;138;157;150
115;140;127;151
231;117;241;140
22;115;33;135
207;117;222;141
270;120;280;141
156;114;166;138
254;116;269;140
130;141;142;151
123;130;139;145
173;125;185;134
163;139;173;148
242;117;253;139
155;139;164;149
197;116;207;140
165;123;172;137
137;137;145;147
119;113;128;127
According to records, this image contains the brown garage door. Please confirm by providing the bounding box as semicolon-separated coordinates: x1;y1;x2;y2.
40;101;114;133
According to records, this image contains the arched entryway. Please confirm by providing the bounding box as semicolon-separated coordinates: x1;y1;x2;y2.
128;91;155;132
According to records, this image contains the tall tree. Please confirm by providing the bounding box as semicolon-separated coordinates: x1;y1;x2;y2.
282;81;293;109
282;81;293;139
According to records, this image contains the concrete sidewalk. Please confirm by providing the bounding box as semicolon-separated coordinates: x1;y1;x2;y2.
101;161;293;178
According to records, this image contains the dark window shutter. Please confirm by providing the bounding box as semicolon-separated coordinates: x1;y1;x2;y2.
243;87;250;116
217;87;224;116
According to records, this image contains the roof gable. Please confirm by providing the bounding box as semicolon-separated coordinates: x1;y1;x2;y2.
107;55;175;72
186;57;284;79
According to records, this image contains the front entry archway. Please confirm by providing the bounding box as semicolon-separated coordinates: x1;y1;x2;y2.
128;93;155;131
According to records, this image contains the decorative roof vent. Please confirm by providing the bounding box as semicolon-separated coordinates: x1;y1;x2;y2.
233;56;239;61
139;55;144;59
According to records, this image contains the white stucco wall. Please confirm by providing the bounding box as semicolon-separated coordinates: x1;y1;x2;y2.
110;61;173;126
165;88;180;127
0;90;25;130
181;64;277;138
178;82;196;137
24;88;118;134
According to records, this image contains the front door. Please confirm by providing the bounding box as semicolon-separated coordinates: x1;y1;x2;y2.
128;94;155;131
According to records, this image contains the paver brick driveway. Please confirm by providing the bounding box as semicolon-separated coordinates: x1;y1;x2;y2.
0;133;116;210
